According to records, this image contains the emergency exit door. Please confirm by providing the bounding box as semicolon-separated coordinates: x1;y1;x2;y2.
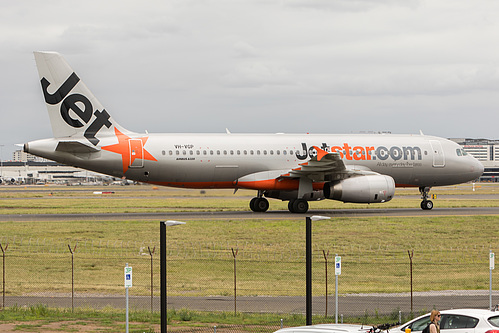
129;139;144;168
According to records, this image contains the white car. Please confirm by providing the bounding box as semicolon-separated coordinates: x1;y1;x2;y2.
273;324;376;333
393;309;499;333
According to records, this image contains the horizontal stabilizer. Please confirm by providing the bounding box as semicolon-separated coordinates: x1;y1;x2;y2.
56;141;100;153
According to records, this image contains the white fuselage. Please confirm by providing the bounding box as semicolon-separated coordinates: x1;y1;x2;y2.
26;132;483;189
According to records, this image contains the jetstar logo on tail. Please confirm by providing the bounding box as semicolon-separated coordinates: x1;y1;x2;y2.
41;72;111;146
102;128;157;174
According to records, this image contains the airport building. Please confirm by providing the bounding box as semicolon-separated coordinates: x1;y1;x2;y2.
450;138;499;182
1;150;110;185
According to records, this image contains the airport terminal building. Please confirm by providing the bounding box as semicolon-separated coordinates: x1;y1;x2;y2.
450;138;499;182
1;138;498;185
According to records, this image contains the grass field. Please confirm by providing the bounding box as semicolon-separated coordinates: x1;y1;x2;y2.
0;183;497;296
0;183;497;331
0;183;496;214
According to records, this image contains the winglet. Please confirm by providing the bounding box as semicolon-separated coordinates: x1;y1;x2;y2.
312;146;329;161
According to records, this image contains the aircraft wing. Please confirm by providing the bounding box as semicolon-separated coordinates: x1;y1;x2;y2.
236;146;377;191
278;146;376;182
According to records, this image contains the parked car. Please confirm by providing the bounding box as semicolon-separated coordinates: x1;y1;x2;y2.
273;323;378;333
392;309;499;333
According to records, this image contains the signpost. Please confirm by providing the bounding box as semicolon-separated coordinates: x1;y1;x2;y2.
490;251;495;310
125;264;132;333
335;255;341;323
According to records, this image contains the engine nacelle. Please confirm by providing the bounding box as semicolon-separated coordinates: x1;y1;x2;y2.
323;175;395;203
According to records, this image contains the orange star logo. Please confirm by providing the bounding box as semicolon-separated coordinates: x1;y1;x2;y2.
102;128;157;175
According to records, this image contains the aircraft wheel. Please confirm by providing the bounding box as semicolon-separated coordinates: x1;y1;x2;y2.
292;199;309;214
421;200;433;210
250;197;269;212
288;200;296;213
250;198;258;212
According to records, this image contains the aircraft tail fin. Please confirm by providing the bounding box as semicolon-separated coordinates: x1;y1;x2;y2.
33;51;130;146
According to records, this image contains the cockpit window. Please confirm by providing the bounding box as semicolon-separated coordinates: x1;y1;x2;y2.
456;149;468;156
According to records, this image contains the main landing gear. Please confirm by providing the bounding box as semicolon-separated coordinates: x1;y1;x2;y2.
249;193;269;212
288;199;309;213
249;193;310;213
419;186;433;210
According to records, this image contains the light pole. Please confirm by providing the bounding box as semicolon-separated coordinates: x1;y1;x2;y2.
306;215;330;326
160;220;186;333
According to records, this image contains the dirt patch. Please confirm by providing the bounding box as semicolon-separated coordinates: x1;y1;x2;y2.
0;320;150;332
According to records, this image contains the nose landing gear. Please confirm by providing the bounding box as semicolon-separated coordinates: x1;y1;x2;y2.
419;186;433;210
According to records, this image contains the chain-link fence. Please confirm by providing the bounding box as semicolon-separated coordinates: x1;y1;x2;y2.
0;235;497;319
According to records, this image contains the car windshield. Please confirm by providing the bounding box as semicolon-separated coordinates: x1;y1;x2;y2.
489;316;499;328
402;316;430;331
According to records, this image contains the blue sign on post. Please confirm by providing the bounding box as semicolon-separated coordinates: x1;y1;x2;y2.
124;266;133;288
335;256;341;275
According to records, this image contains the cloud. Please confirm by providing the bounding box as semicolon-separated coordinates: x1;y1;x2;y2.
233;41;259;58
221;62;295;88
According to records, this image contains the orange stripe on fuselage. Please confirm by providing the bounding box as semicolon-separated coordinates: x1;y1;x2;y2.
235;179;324;191
145;181;235;189
145;180;325;191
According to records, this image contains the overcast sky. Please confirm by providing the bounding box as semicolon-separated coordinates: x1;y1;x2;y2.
1;0;498;159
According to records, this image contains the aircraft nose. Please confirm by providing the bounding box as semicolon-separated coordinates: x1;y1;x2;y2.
469;158;484;180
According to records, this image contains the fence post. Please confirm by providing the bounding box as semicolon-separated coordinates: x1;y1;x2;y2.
323;250;330;318
68;243;77;313
148;246;156;314
407;250;414;314
0;243;8;310
231;248;238;315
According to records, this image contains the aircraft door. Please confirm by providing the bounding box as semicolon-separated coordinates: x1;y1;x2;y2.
429;140;445;167
129;139;144;168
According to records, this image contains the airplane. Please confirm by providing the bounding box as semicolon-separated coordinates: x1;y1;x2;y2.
24;52;484;213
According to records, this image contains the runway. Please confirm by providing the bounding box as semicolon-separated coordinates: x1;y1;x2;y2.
0;206;498;221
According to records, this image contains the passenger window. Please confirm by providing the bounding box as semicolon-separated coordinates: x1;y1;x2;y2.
441;315;478;329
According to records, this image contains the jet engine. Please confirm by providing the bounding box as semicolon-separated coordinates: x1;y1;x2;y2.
323;175;395;203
